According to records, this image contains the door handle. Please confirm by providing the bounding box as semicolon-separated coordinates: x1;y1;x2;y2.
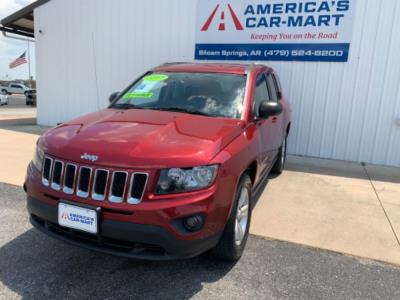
271;117;278;123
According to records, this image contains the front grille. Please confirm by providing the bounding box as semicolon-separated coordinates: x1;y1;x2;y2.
41;156;148;205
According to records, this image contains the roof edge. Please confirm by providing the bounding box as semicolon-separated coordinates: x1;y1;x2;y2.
1;0;50;26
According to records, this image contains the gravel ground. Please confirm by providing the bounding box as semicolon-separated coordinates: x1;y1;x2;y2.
1;182;400;300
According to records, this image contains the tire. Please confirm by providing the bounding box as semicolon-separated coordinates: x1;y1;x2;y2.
271;136;287;174
1;89;7;94
212;174;252;261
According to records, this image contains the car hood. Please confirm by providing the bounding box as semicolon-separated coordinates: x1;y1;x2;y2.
41;109;244;168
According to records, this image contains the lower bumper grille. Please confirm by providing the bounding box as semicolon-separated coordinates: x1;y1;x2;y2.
31;215;165;255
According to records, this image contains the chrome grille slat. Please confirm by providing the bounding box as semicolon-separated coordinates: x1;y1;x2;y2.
42;157;53;186
41;157;148;204
63;164;77;194
109;171;128;203
77;167;92;198
128;173;148;204
92;169;109;201
51;160;64;191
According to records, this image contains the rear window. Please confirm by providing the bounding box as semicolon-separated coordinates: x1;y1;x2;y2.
112;72;247;119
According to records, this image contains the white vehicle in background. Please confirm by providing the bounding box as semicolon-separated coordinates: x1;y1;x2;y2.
0;91;9;106
1;83;33;95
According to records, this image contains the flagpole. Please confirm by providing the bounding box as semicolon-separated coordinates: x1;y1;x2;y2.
27;40;32;88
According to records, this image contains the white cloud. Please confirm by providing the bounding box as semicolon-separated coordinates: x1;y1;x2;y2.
0;0;23;16
1;0;36;15
0;0;35;80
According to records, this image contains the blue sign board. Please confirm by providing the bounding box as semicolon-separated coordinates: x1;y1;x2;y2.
195;1;356;62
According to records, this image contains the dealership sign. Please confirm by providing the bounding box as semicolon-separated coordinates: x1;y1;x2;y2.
195;0;356;62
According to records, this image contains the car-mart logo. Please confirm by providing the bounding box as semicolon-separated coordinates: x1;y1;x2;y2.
62;212;70;220
201;3;244;31
200;1;352;31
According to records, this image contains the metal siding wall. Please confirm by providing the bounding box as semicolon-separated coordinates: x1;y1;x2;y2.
35;0;198;125
35;0;400;167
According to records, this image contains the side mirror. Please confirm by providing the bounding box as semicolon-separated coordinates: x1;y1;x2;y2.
109;92;120;103
259;101;283;119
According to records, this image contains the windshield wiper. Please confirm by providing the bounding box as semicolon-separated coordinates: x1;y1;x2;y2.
111;103;145;110
150;107;218;117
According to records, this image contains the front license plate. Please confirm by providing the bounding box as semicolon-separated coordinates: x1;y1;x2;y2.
58;202;98;234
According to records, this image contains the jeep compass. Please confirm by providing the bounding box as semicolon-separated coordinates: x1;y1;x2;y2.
25;63;291;261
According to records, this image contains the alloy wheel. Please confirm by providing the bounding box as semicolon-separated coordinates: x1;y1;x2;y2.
235;187;249;246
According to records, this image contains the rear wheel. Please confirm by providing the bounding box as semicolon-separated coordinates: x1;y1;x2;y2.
271;136;287;174
212;174;252;261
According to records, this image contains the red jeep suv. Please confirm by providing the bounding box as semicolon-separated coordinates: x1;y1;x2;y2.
25;63;291;261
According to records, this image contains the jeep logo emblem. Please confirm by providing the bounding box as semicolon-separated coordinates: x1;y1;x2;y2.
80;153;98;162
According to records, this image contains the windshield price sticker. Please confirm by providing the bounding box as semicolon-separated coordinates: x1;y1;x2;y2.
123;92;154;99
122;74;169;99
123;74;169;99
143;74;169;82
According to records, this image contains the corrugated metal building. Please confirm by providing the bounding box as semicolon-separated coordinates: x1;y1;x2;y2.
3;0;400;166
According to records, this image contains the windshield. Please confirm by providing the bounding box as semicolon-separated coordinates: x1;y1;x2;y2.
111;72;246;119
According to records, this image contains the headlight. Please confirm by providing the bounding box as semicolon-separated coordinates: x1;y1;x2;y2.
156;165;218;194
32;143;45;172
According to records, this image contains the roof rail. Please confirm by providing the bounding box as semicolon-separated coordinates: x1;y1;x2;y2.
160;62;191;66
245;63;257;74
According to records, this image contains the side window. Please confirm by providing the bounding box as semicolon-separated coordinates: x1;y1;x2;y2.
266;74;278;103
253;74;270;117
11;85;20;89
271;73;282;100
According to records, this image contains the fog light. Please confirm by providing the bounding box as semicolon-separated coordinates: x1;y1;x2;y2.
183;214;204;232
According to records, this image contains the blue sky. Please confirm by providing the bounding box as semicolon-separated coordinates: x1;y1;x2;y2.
0;0;35;80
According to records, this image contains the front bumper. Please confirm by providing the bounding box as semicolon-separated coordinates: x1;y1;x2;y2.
27;196;222;260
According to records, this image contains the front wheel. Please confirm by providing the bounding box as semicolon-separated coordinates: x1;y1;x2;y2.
271;136;287;174
212;174;252;261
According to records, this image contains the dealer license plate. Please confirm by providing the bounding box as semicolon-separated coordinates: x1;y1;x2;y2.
58;202;98;234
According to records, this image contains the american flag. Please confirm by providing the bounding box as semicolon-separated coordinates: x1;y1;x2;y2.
9;52;27;69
